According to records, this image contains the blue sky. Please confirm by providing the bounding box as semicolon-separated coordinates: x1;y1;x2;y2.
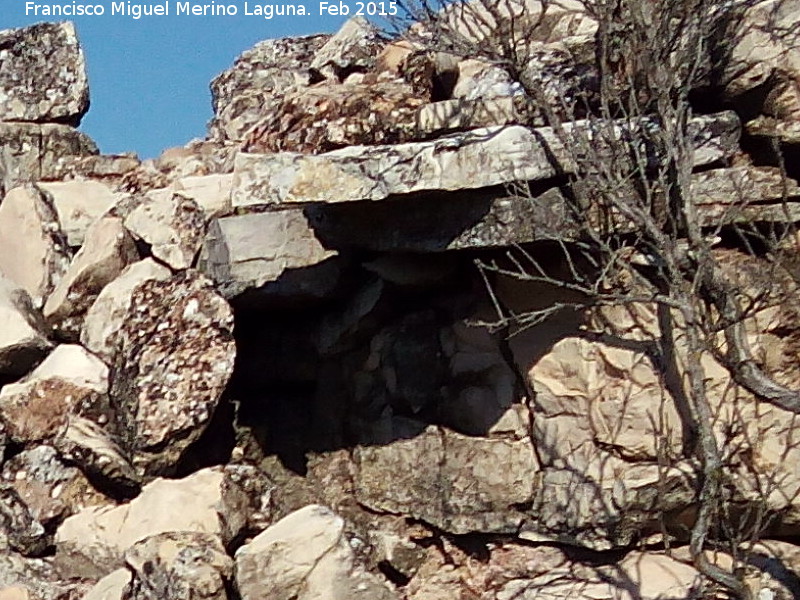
6;3;352;158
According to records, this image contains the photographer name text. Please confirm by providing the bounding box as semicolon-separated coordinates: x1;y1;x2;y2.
24;0;397;19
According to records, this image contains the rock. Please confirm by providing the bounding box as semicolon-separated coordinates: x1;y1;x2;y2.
80;259;172;363
46;153;141;184
80;569;131;600
452;60;523;101
0;185;72;308
242;79;426;154
722;0;800;139
43;217;139;340
1;445;110;530
310;17;385;80
232;112;740;208
306;187;575;252
209;34;330;142
235;504;397;600
122;190;205;270
0;343;110;446
0;22;89;125
416;96;537;135
0;123;98;194
0;552;89;600
37;180;120;248
124;532;233;600
108;271;235;475
354;426;538;535
0;486;47;556
171;174;233;220
198;209;336;299
54;467;248;580
0;277;51;378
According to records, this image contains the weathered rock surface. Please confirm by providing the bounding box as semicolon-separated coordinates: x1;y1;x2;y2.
43;216;139;339
310;17;384;80
37;180;120;248
355;426;538;535
0;185;71;307
122;190;205;270
209;34;329;142
80;259;171;362
171;174;233;220
0;343;110;446
232;112;739;208
54;467;248;579
0;122;98;194
0;277;51;377
124;532;233;600
242;80;427;154
198;209;335;298
80;569;131;600
235;504;396;600
0;22;89;124
108;271;235;475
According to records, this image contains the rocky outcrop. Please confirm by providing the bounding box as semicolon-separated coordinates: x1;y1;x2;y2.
2;8;800;600
0;22;89;125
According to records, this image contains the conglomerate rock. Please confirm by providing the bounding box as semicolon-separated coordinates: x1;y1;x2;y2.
0;22;89;125
108;271;235;476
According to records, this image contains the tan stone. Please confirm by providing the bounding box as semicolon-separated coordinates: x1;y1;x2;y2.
37;180;119;248
0;185;71;308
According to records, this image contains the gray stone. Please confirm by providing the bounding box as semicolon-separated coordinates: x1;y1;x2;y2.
0;22;89;124
0;123;98;194
198;209;336;298
354;426;538;535
232;113;740;208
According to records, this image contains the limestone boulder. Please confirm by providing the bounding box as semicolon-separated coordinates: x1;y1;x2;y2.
310;16;384;80
242;79;426;154
171;174;233;220
209;34;329;142
0;22;89;124
108;271;235;475
354;426;538;535
80;569;131;600
0;552;90;600
43;217;139;340
54;467;248;580
0;185;72;307
80;259;172;363
37;180;120;248
122;190;205;270
0;277;51;378
198;209;336;299
232;112;739;208
235;504;397;600
124;532;233;600
0;123;98;194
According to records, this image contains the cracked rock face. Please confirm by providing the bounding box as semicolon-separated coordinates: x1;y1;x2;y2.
108;271;236;476
0;22;89;125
